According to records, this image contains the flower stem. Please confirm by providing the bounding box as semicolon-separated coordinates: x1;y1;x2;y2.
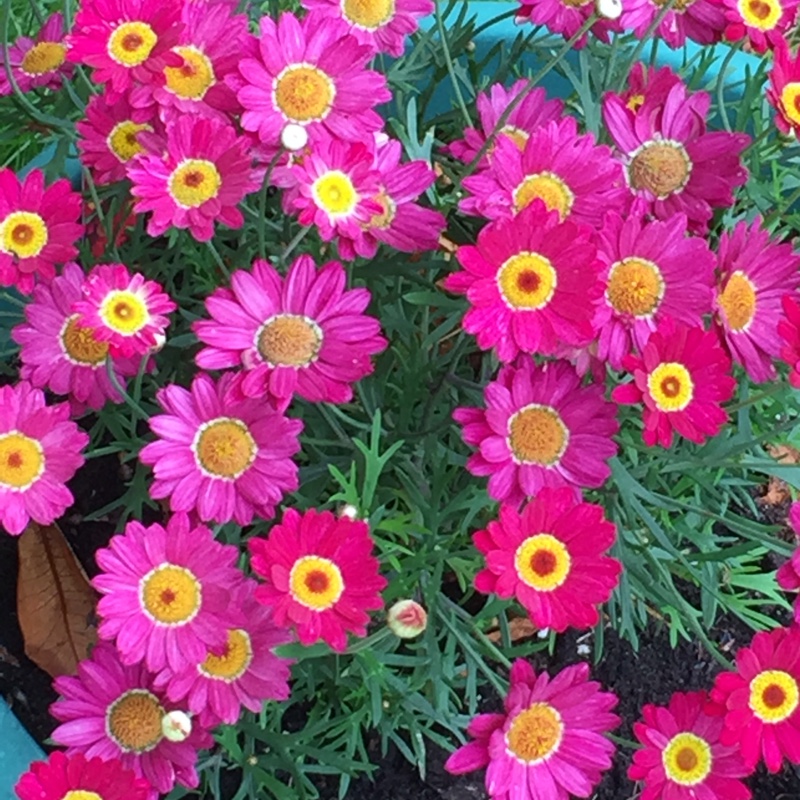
434;0;472;128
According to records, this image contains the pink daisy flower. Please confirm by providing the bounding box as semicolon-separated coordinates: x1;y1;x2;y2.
620;0;727;48
233;12;390;149
278;132;382;260
612;320;736;448
139;373;302;525
768;38;800;137
15;752;151;800
779;294;800;388
355;136;446;258
723;0;798;51
714;217;800;383
194;254;387;408
66;0;182;99
453;358;619;507
0;13;71;96
460;117;626;229
473;487;621;632
445;659;619;799
0;168;83;294
12;262;140;412
301;0;433;56
447;79;564;166
628;691;753;800
444;202;602;361
515;0;620;48
619;63;682;116
128;115;260;242
603;81;749;235
778;506;800;624
249;507;387;652
51;642;212;797
155;578;292;727
92;513;244;673
73;263;176;359
76;93;157;185
711;626;800;773
594;211;716;370
0;382;88;536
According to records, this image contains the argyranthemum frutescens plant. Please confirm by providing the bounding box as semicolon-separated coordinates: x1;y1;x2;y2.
5;0;800;797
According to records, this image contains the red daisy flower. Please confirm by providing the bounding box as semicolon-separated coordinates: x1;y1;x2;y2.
768;38;800;137
779;294;800;388
723;0;798;52
612;319;736;448
248;507;387;652
473;487;621;632
618;63;682;116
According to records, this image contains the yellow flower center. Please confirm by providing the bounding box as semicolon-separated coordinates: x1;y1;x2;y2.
105;689;164;753
60;314;109;366
273;63;336;123
0;431;44;490
718;270;756;332
627;93;645;113
139;564;202;626
512;171;574;219
606;257;665;317
342;0;396;28
289;555;345;610
257;314;322;367
749;670;800;723
199;629;253;682
647;362;694;412
62;793;103;800
99;290;149;336
662;732;713;786
652;0;695;10
514;534;571;591
368;190;396;229
629;141;692;199
193;417;256;480
506;703;564;764
561;0;593;6
499;125;530;152
738;0;781;27
312;170;358;218
508;404;569;466
164;45;216;100
497;252;558;310
0;212;48;259
780;83;800;126
107;21;158;67
168;159;222;208
107;120;151;163
20;42;67;75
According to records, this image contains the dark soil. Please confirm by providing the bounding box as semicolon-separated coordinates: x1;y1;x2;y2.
2;456;800;799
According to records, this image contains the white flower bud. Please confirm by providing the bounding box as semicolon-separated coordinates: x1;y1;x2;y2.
537;628;550;640
281;123;309;152
387;599;427;639
162;710;192;742
596;0;623;20
338;504;359;520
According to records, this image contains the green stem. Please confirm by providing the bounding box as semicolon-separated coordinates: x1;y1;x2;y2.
106;357;149;420
257;146;286;260
765;184;800;226
434;0;472;127
615;0;677;90
280;225;310;265
206;240;230;279
716;41;744;133
726;382;785;412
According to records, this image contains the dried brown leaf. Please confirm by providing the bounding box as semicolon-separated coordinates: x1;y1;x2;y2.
486;617;537;643
17;522;97;678
767;444;800;464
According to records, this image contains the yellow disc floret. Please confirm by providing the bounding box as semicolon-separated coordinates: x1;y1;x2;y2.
342;0;396;28
514;534;571;591
749;670;800;723
168;159;222;208
139;564;202;625
506;703;564;764
497;252;558;310
164;46;216;100
193;417;257;479
289;555;345;610
312;170;358;218
0;431;44;490
107;21;158;68
0;212;48;259
273;63;336;123
513;172;574;219
507;404;569;466
647;362;694;412
21;42;67;75
105;689;164;752
662;732;713;786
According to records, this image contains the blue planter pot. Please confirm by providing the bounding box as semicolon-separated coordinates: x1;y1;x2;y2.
0;700;44;800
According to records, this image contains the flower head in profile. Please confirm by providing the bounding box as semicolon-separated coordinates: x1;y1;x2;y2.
0;382;88;536
620;0;727;48
454;358;619;507
629;691;753;800
714;217;800;383
473;488;621;632
779;294;800;388
444;201;602;362
128;115;260;242
12;262;140;412
722;0;797;52
139;373;302;525
618;62;682;116
0;168;84;294
516;0;620;48
711;626;800;773
445;659;619;800
767;38;800;137
73;263;176;358
194;255;387;409
249;507;387;652
777;503;800;624
0;13;72;96
51;642;212;797
612;320;735;448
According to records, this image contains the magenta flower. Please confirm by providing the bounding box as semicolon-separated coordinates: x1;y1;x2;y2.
454;358;619;507
779;294;800;388
445;659;619;799
618;62;682;115
154;579;292;726
0;382;88;536
0;168;83;294
194;255;387;408
620;0;727;47
74;263;176;358
516;0;620;47
768;38;800;138
51;642;212;797
139;373;302;525
128;115;260;242
12;262;140;412
777;502;800;624
0;13;71;96
722;0;798;51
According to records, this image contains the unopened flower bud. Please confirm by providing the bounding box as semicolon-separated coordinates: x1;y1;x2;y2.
281;123;309;152
162;710;192;742
339;504;359;520
387;599;427;639
150;332;166;353
596;0;623;18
